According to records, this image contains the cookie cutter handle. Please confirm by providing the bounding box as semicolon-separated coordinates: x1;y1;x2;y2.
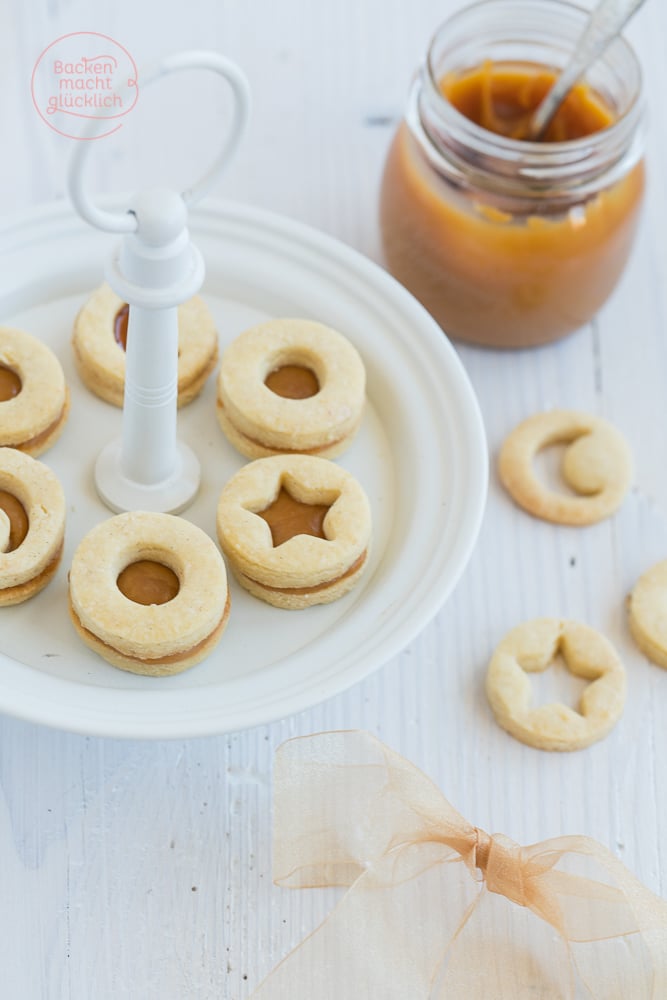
68;50;251;234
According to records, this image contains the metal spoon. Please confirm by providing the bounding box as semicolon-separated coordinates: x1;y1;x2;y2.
527;0;647;141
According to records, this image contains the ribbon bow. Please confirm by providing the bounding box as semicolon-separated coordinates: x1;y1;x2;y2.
251;731;667;999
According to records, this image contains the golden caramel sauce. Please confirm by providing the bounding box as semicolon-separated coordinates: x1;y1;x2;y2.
380;60;644;347
441;61;613;141
258;487;332;547
0;365;22;401
264;365;319;399
0;490;29;550
117;560;180;605
114;303;130;351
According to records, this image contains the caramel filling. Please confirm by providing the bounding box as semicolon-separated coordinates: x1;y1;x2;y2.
114;303;130;351
257;487;334;547
0;365;22;401
217;399;347;455
245;549;367;595
113;305;185;360
117;560;180;606
0;490;28;551
70;591;231;666
265;364;319;399
0;543;63;601
15;394;69;453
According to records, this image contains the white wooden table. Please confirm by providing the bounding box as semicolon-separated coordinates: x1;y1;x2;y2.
1;0;666;995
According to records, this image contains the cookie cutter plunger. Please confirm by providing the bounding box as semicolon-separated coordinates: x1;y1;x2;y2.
68;51;250;513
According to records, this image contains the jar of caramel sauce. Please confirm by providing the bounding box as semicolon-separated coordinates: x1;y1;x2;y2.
380;0;645;348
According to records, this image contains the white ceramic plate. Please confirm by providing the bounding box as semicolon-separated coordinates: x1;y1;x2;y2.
0;199;487;739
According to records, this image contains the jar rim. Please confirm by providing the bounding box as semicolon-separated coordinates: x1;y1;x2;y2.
423;0;644;170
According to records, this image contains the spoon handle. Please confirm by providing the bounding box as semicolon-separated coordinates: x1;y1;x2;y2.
529;0;646;140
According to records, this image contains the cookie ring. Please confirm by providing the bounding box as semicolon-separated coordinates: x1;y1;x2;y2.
0;326;70;456
216;319;366;459
216;454;372;609
498;410;632;526
72;283;219;408
0;447;66;606
627;560;667;669
485;618;626;751
69;511;230;676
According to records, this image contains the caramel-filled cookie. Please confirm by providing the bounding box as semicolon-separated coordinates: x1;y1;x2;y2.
216;319;366;459
0;326;70;456
0;447;66;606
72;283;218;407
69;511;230;676
217;454;371;609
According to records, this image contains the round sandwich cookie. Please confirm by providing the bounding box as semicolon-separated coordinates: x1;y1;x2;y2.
0;447;66;606
72;283;219;408
0;326;70;456
69;511;231;676
216;318;366;459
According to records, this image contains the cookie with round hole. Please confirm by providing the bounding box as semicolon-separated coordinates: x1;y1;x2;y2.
216;319;366;459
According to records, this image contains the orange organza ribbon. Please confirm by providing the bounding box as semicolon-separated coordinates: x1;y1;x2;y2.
251;731;667;999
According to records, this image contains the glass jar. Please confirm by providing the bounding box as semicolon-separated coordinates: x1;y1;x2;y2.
379;0;645;348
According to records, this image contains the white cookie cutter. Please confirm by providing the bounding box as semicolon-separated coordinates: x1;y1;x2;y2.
68;51;250;513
